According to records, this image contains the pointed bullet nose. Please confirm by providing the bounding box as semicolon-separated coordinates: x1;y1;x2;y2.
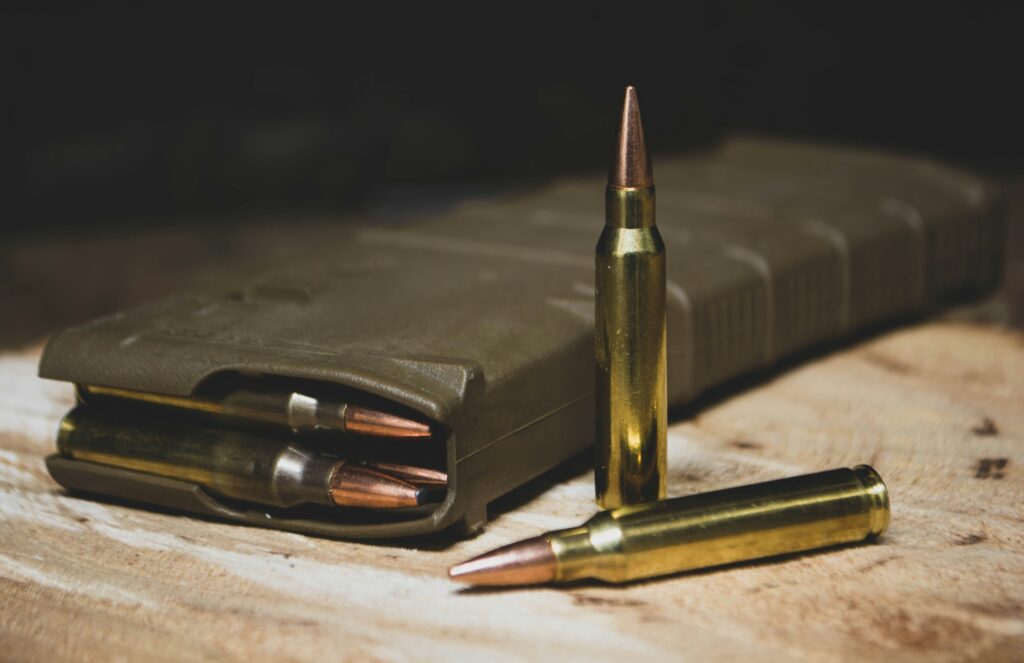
330;464;425;509
609;85;653;188
448;536;557;586
343;406;432;439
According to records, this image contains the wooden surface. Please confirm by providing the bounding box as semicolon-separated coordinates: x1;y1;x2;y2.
2;178;1023;661
1;320;1022;661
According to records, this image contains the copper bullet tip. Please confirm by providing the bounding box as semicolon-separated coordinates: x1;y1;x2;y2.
365;461;448;487
609;85;653;189
448;536;557;586
343;406;431;439
330;464;429;509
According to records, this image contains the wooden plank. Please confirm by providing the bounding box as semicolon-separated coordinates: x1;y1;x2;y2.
1;321;1022;661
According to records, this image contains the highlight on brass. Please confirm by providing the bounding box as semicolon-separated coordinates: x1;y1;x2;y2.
594;85;668;509
450;466;890;586
58;408;446;511
80;383;431;439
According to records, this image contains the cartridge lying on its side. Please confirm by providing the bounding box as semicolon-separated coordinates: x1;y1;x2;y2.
450;465;890;585
80;384;432;440
57;408;445;510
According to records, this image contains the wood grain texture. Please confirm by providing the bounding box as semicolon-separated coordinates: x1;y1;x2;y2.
1;321;1022;661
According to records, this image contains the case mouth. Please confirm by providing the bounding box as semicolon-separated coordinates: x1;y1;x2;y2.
68;372;451;528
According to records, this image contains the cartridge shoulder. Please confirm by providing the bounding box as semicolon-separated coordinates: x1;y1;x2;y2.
595;225;666;258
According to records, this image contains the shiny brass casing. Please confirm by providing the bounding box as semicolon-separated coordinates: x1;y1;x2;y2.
78;383;431;439
80;384;293;426
57;409;337;509
552;466;890;583
595;185;667;508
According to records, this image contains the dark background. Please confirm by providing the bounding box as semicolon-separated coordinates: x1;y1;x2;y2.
3;3;1023;346
5;3;1023;234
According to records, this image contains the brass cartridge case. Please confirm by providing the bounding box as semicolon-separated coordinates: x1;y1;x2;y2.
58;409;337;508
79;384;431;439
595;185;667;508
56;408;431;510
558;466;889;583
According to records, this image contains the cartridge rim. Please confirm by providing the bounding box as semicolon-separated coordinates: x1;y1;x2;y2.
853;464;891;537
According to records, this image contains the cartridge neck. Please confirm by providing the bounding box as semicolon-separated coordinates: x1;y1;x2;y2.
271;447;337;507
550;512;627;583
605;186;655;229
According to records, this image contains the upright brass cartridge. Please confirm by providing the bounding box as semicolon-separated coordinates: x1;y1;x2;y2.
450;466;891;585
595;86;667;508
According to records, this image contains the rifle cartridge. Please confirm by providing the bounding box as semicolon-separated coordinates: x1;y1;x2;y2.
595;85;667;508
79;384;431;439
57;408;440;510
451;466;890;585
